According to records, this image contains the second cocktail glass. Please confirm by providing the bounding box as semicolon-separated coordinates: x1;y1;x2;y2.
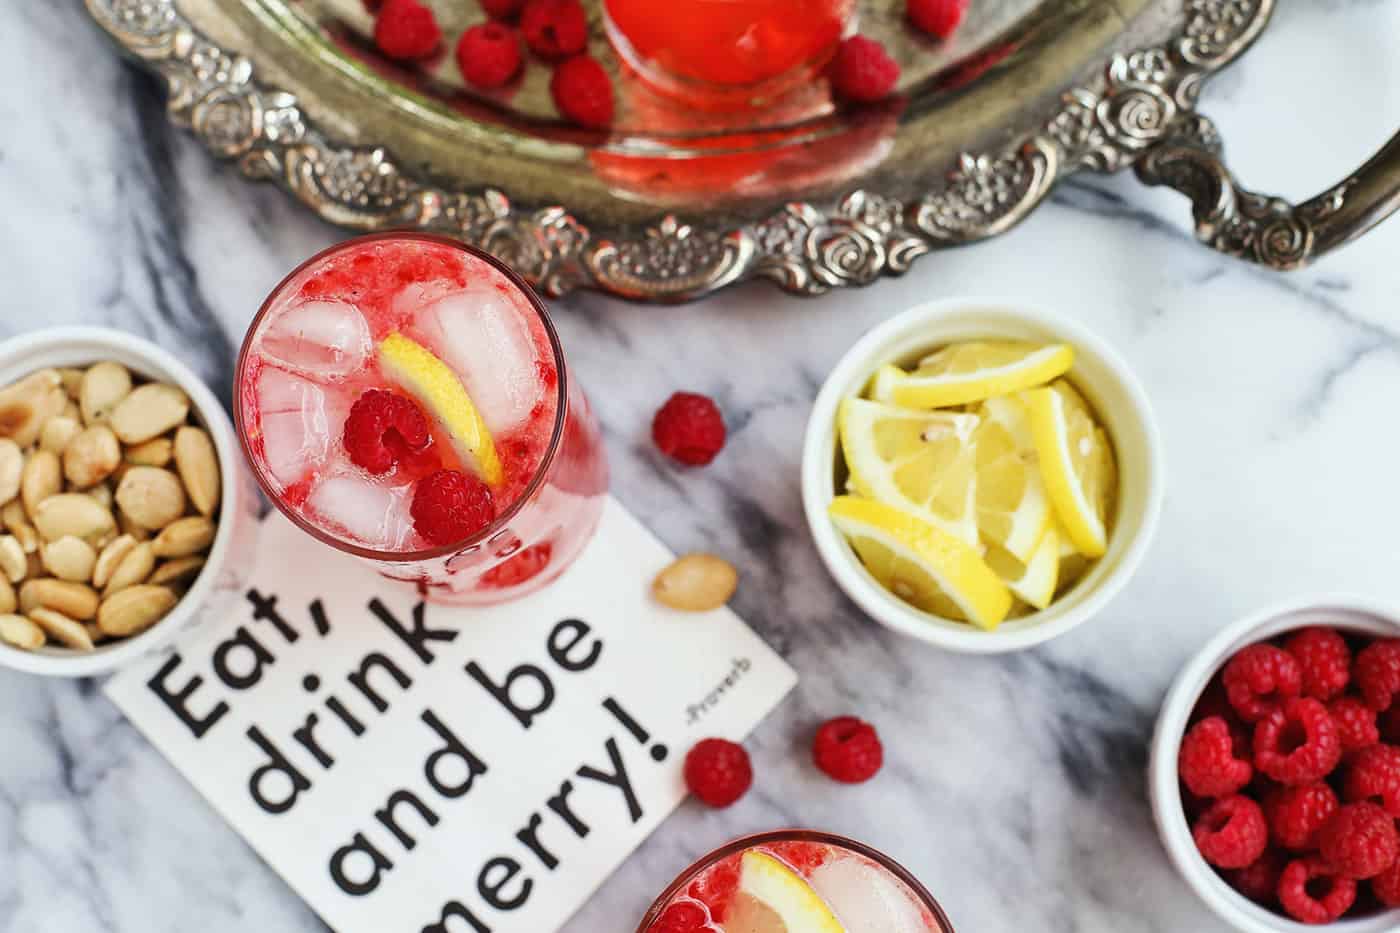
235;233;608;605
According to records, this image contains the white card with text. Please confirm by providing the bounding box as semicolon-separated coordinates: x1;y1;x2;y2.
105;497;797;933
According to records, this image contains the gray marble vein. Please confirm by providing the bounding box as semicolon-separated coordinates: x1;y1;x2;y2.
1;2;1399;931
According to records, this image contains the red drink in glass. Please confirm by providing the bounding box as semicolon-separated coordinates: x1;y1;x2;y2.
637;831;954;932
604;0;855;106
235;233;607;605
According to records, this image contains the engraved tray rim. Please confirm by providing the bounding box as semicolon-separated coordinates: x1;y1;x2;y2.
84;0;1277;302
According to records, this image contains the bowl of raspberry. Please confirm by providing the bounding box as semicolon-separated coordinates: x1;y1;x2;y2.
1149;597;1400;931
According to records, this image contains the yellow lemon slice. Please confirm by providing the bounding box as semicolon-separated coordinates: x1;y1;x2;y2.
1025;380;1115;558
727;851;847;933
986;525;1059;611
871;341;1073;409
973;395;1051;561
377;332;503;486
829;496;1012;630
837;397;979;546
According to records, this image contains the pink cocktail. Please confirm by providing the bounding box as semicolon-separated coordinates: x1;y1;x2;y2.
235;233;607;605
638;831;954;932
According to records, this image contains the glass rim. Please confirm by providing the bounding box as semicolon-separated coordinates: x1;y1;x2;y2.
233;231;569;564
633;829;956;932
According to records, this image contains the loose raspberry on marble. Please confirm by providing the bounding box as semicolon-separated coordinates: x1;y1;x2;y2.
653;392;727;466
1330;696;1381;756
828;36;900;103
1264;782;1338;851
1355;640;1400;712
373;0;442;60
1373;859;1400;907
1342;744;1400;817
1179;716;1253;798
1285;627;1352;701
1226;848;1286;905
812;716;884;784
456;22;523;89
520;0;588;59
907;0;969;38
550;56;615;128
343;389;431;474
410;469;496;546
1223;644;1303;723
1278;856;1357;924
1253;697;1342;786
1318;802;1399;880
1193;795;1269;869
684;739;753;808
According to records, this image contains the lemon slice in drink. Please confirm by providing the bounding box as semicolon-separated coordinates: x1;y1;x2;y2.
986;525;1059;611
838;397;979;545
1025;380;1115;558
829;496;1012;630
871;341;1073;409
725;851;847;933
378;332;503;486
974;395;1051;561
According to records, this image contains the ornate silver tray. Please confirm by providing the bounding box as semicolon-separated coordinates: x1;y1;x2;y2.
87;0;1399;302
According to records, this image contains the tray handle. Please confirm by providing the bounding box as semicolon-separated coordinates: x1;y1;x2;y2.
1134;115;1400;270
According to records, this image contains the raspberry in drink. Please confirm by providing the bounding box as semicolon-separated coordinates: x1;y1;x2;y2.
639;831;953;933
235;233;607;604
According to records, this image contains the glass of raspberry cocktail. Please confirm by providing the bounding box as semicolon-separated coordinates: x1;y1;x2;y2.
235;233;607;605
604;0;856;107
638;830;954;933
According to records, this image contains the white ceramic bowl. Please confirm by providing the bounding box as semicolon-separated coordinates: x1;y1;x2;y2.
0;327;257;678
1149;597;1400;933
801;298;1164;653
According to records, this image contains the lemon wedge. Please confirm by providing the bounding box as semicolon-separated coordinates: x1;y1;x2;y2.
1025;380;1115;558
973;395;1051;561
829;496;1012;630
986;525;1059;611
726;851;847;933
377;332;503;486
872;341;1073;409
1056;523;1092;596
838;397;980;545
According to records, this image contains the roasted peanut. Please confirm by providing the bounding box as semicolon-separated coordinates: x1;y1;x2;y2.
652;553;739;612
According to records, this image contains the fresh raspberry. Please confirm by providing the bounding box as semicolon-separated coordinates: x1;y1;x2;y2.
456;23;522;88
549;56;615;128
343;389;431;474
520;0;587;59
812;716;884;783
1318;802;1399;879
683;739;752;808
1373;859;1400;907
1253;697;1342;786
652;392;726;466
1342;744;1400;816
1192;795;1269;869
410;469;496;546
648;901;711;933
1330;696;1381;755
828;36;900;104
1223;643;1303;723
1285;627;1352;701
1264;782;1338;851
1278;856;1357;923
907;0;969;39
1226;848;1286;905
1179;717;1253;798
480;0;524;18
1355;640;1400;711
373;0;442;60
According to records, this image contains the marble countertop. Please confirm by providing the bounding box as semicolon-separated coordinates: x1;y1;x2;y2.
3;3;1399;931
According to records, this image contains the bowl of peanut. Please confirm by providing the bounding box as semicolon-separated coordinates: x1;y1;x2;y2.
0;327;255;677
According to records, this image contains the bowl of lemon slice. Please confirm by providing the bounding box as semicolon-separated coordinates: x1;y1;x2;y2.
801;298;1164;653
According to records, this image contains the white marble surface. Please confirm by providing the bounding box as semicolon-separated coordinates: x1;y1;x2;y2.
2;3;1399;931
